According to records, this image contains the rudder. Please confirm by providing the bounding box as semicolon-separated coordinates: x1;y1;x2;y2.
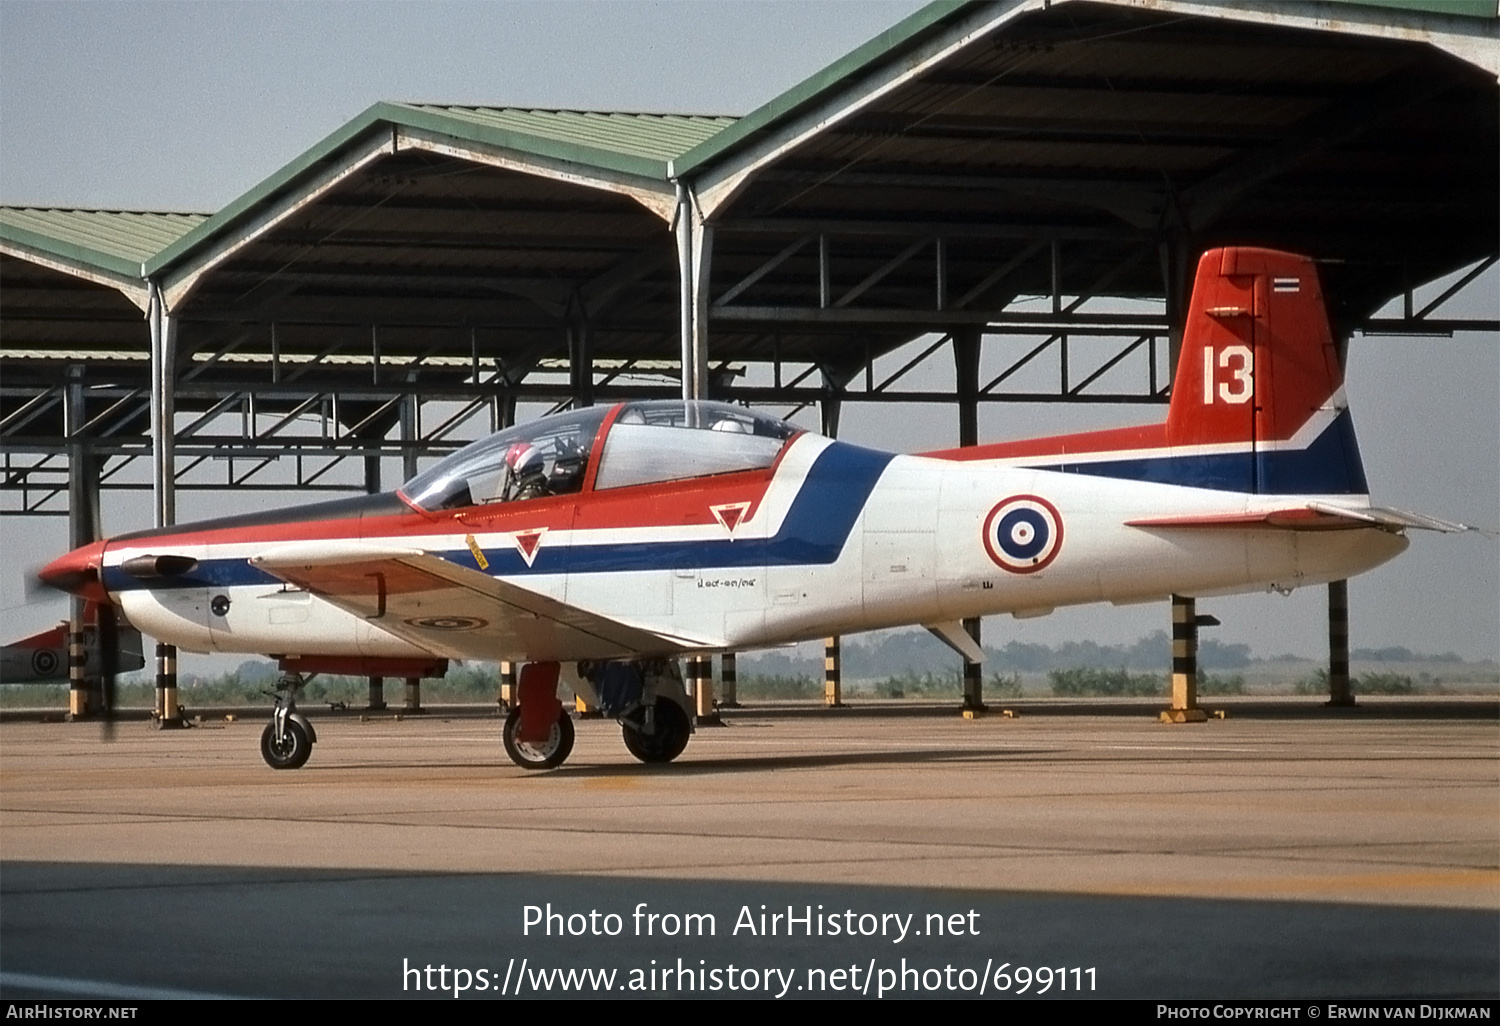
1166;247;1367;495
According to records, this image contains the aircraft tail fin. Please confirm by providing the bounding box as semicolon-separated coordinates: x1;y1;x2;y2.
1165;247;1368;495
922;246;1369;496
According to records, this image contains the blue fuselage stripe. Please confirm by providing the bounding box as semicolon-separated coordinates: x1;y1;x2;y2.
1027;410;1368;495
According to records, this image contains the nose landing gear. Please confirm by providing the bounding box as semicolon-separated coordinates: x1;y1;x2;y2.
260;673;317;770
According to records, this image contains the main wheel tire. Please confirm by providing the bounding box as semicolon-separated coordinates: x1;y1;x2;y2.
260;720;312;770
503;707;575;770
621;699;691;764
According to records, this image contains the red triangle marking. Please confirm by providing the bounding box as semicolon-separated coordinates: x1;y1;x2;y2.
512;528;547;566
710;502;751;534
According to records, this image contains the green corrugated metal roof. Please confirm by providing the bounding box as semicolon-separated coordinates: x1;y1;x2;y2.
673;0;1497;174
673;1;969;176
400;107;735;162
0;207;207;278
144;102;737;277
1337;0;1497;17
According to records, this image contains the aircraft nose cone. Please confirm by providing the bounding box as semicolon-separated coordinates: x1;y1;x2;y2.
38;540;110;603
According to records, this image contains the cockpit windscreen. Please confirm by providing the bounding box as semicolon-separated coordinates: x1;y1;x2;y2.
400;407;608;511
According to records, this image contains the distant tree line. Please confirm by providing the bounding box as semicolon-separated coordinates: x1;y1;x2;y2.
739;629;1254;679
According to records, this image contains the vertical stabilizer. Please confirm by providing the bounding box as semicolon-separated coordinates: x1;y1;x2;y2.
921;246;1370;496
1165;248;1368;495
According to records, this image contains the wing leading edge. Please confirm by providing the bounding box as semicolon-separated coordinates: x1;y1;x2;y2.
249;541;722;662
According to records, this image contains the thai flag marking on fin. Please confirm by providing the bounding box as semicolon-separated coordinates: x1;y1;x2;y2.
512;528;547;567
710;502;751;536
1272;277;1300;292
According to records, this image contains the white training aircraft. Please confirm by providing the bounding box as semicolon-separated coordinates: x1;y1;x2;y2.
41;247;1458;770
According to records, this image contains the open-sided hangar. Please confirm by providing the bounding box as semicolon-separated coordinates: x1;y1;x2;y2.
2;0;1496;724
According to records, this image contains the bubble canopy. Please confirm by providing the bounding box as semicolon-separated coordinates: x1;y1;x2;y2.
399;400;799;512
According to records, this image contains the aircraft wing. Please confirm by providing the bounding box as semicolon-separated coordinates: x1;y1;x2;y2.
249;541;721;663
1126;504;1477;533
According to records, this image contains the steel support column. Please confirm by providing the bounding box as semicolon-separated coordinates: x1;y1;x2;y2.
400;387;419;483
1162;595;1208;723
954;329;985;712
147;284;185;728
1159;239;1191;379
404;676;423;713
568;302;594;408
367;675;386;712
676;185;718;720
675;185;712;402
65;365;95;720
818;391;846;706
1327;580;1355;707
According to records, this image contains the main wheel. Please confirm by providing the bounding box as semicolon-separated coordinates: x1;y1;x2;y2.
621;699;691;764
260;720;312;770
503;708;575;770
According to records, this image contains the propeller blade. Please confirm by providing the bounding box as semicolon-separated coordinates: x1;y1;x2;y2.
94;602;119;743
22;563;69;604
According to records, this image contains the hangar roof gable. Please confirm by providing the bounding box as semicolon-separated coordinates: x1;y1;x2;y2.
673;0;1500;185
142;102;737;286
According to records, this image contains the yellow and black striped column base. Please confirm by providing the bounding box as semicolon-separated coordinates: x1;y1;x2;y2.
691;655;722;725
404;677;427;714
66;627;91;720
824;637;845;707
1326;579;1355;707
1161;595;1208;724
498;662;516;710
153;643;188;730
719;652;741;708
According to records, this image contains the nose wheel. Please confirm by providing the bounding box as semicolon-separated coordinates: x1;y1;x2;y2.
503;707;575;770
260;719;312;769
260;672;316;770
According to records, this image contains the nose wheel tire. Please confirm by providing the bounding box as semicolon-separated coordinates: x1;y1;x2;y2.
260;720;312;770
503;708;575;770
622;699;691;764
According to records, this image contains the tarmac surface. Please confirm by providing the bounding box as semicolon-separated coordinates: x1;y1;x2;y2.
1;698;1496;1000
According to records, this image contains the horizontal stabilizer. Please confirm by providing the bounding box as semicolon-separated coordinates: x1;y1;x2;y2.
1127;504;1479;533
1307;503;1480;534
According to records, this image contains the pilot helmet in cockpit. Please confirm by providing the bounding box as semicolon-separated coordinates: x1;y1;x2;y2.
503;442;548;500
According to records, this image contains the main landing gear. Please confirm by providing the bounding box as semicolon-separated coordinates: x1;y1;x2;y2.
501;659;694;770
619;698;691;764
502;705;575;769
261;673;318;769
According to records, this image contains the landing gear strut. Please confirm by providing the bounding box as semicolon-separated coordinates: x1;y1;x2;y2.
502;661;572;770
260;672;317;769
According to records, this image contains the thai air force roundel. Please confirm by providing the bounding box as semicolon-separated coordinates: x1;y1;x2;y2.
982;495;1063;574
